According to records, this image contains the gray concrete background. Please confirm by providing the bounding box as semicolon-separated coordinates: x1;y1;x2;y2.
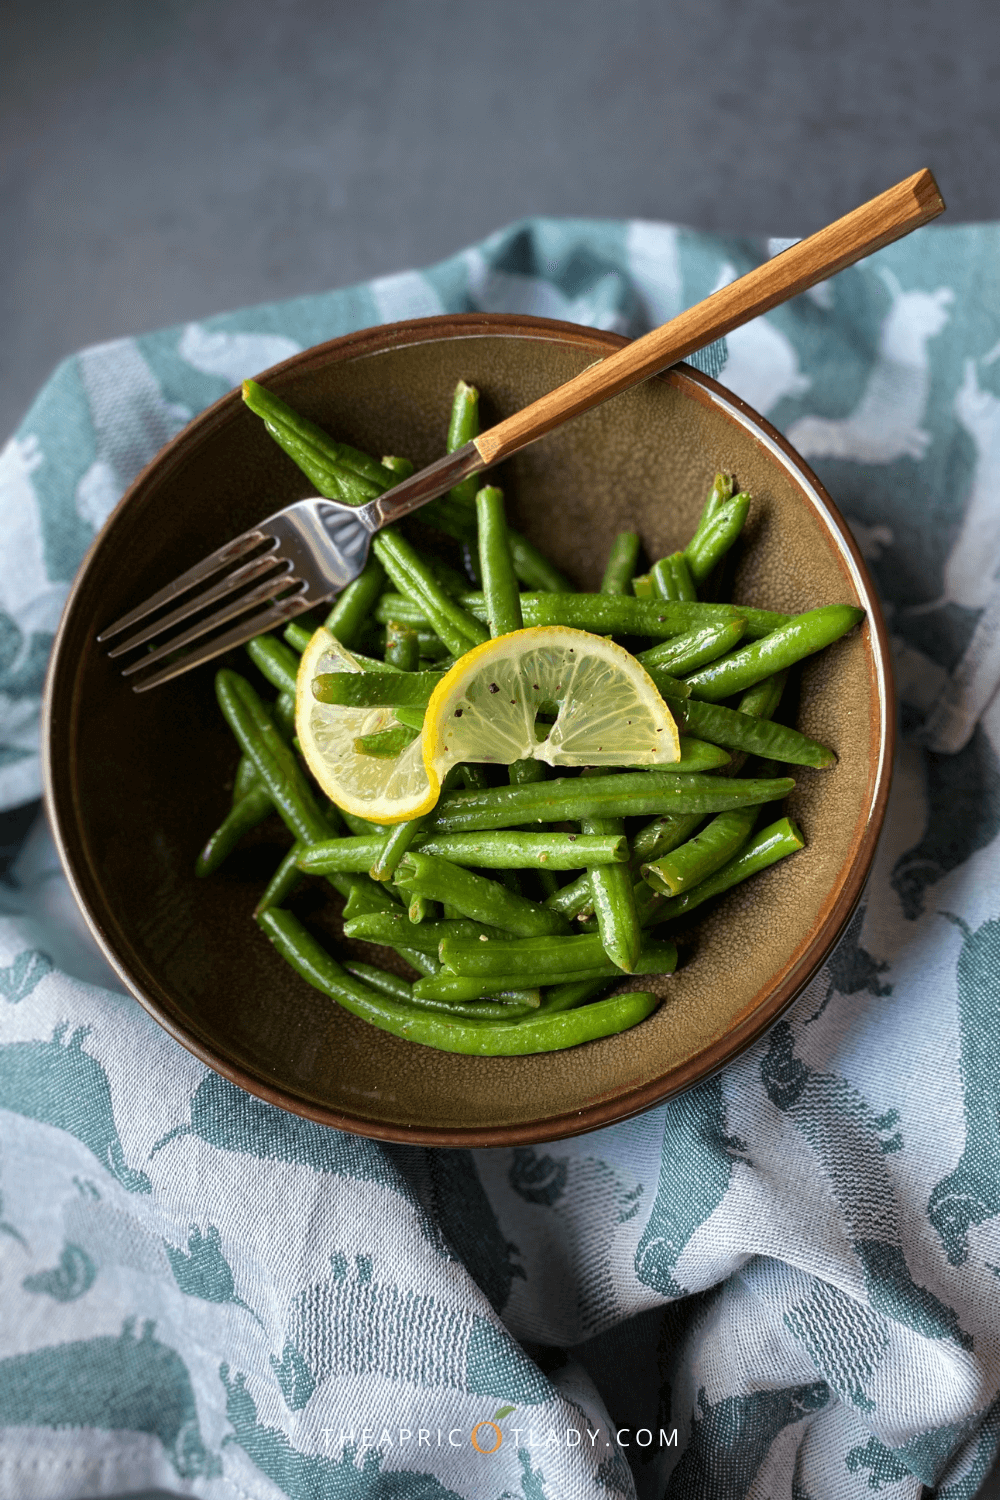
7;1;1000;1495
4;0;1000;440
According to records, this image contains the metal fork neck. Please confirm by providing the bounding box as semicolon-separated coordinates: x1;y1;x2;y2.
358;442;485;532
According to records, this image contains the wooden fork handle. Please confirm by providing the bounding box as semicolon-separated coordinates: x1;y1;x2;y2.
473;168;945;468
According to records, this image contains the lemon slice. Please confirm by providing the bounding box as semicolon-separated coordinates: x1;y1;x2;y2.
422;626;680;784
295;628;436;824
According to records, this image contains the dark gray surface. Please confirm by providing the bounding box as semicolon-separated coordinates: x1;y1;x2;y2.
4;0;1000;440
10;4;1000;1496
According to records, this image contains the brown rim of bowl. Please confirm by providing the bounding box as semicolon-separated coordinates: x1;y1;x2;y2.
43;312;895;1146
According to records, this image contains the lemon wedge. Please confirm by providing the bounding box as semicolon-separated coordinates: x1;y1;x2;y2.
422;626;680;785
295;628;436;824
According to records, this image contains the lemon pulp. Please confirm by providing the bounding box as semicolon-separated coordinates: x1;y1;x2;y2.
422;626;680;782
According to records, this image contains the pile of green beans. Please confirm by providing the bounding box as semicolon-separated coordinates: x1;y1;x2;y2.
194;379;865;1057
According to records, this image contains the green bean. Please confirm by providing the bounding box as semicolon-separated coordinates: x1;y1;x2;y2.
601;532;641;595
422;551;473;598
651;552;697;602
632;574;653;598
643;816;805;925
341;958;415;1003
416;632;453;662
232;753;260;805
314;671;444;707
535;977;611;1013
284;620;313;654
447;381;479;495
688;473;735;550
301;830;629;875
369;764;464;882
372;531;489;657
509;759;547;785
542;870;600;920
374;591;787;640
242;380;391;500
631;812;705;864
344;912;502;951
685;605;865;701
638;620;747;677
660;738;730;772
215;670;329;845
678;698;835;768
195;785;273;877
274;690;296;740
391;706;425;733
427;770;793;833
254;843;304;913
347;964;537;1020
339;808;384;838
546;808;707;922
261;907;636;1055
440;931;676;980
394;852;570;937
738;671;788;720
384;621;420;671
577;769;640;972
408;894;437;924
337;871;437;972
354;724;420;757
245;635;300;696
340;960;535;1019
323;554;386;648
369;818;422;882
420;941;677;996
507;531;573;593
641;807;758;896
476;486;523;638
684;493;751;583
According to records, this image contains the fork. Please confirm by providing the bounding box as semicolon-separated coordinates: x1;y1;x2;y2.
100;168;943;690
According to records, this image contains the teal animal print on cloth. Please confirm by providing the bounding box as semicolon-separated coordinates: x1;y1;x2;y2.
0;947;52;1004
286;1254;552;1404
425;1150;525;1313
0;1024;150;1192
164;1223;262;1324
220;1363;461;1500
0;1320;219;1478
269;1341;316;1412
783;1275;890;1413
0;1186;26;1247
22;1241;95;1302
761;1021;973;1350
508;1148;569;1207
927;914;1000;1265
807;903;892;1022
635;1075;747;1297
153;1073;424;1217
891;730;1000;918
6;217;1000;1499
665;1383;830;1500
845;1434;916;1491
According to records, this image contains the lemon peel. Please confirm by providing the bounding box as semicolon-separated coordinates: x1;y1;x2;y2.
295;628;436;824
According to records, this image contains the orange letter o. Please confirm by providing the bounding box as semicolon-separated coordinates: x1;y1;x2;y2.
471;1421;502;1455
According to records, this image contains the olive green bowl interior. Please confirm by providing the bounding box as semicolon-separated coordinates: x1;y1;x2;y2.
43;314;893;1146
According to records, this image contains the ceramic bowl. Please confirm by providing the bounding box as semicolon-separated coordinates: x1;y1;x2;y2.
43;313;893;1145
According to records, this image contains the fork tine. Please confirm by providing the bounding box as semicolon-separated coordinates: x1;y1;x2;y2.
129;595;315;693
96;526;268;643
106;548;284;659
119;569;301;677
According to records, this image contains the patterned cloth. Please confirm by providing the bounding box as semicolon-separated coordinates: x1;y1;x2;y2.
1;216;999;1500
